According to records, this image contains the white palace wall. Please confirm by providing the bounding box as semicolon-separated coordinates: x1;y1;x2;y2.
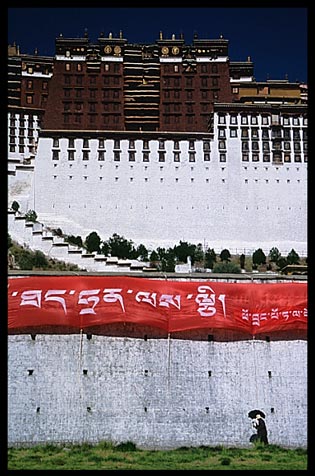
31;120;307;256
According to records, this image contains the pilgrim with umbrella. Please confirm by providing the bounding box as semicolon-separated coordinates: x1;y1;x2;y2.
248;409;269;445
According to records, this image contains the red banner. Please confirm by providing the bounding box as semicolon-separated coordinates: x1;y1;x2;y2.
8;276;307;335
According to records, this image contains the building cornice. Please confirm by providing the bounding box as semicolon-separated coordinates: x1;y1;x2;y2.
39;129;214;139
214;102;307;113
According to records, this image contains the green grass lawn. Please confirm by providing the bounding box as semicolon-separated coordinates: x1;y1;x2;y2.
7;441;307;470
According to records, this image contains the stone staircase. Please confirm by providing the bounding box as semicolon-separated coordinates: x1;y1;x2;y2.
8;156;152;272
8;156;36;215
36;212;88;238
7;210;151;272
8;156;35;176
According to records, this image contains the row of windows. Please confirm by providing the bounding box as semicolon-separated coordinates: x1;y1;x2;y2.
163;90;215;100
163;63;219;74
62;113;123;124
63;89;121;99
9;145;36;154
52;150;208;162
61;62;220;75
51;149;307;163
220;153;307;163
62;62;121;73
63;102;104;112
63;75;123;86
59;164;213;171
236;142;307;152
218;114;307;126
52;138;306;153
8;116;37;127
51;175;304;185
54;163;302;173
26;80;48;90
64;103;138;114
9;136;36;145
219;127;307;140
22;63;52;75
162;113;211;124
163;77;220;87
52;138;206;150
24;94;47;105
164;90;219;100
61;114;211;125
9;128;35;137
62;88;216;101
241;153;307;163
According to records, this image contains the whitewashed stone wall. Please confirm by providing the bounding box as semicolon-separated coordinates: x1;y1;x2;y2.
8;330;307;449
30;112;307;256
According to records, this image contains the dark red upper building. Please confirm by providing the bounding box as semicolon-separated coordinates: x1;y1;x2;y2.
11;32;240;133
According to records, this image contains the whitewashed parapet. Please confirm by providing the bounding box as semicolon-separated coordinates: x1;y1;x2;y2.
117;259;132;267
9;214;28;244
15;164;35;173
92;254;108;272
8;157;22;164
52;236;68;245
65;247;85;268
7;210;15;227
32;222;43;233
47;243;68;259
105;257;119;265
8;163;16;174
130;261;151;271
7;158;24;176
41;230;54;240
31;232;53;254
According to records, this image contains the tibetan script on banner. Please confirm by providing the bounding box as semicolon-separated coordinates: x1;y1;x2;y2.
8;276;307;335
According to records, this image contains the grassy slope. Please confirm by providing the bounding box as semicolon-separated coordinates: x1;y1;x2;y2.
7;442;307;470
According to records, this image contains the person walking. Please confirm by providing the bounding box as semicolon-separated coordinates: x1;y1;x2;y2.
252;413;269;444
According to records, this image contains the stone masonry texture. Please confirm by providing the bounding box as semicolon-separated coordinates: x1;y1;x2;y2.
8;328;307;449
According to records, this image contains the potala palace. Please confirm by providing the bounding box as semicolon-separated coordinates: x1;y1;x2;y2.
8;32;307;265
8;31;308;451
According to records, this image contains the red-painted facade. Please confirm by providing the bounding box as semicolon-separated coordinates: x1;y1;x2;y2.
10;34;257;133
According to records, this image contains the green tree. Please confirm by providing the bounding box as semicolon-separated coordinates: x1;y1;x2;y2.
33;250;49;269
240;253;245;269
213;262;241;274
149;250;159;263
194;243;204;264
276;256;287;270
252;248;266;266
85;231;101;253
135;244;148;261
220;249;231;262
286;249;300;265
18;250;34;270
128;245;140;260
107;233;134;259
8;233;12;249
173;240;197;264
100;240;110;256
53;228;63;237
160;249;176;272
66;235;83;248
25;210;37;222
156;247;167;261
204;248;216;269
269;247;281;263
11;201;20;212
